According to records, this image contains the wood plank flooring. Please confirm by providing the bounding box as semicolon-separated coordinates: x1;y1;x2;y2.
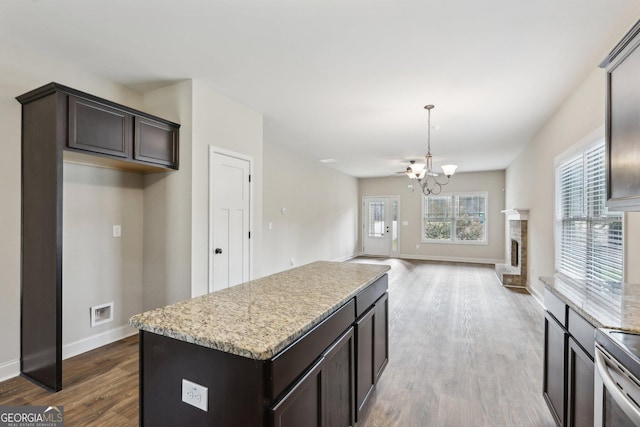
354;258;555;427
0;259;555;426
0;335;139;426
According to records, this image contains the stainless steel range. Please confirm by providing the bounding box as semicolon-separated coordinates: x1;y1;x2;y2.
595;329;640;426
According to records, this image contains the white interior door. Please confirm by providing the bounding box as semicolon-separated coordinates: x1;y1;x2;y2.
210;149;251;292
362;196;400;257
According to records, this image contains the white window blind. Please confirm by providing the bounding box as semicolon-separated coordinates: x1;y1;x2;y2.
556;142;623;283
423;192;487;243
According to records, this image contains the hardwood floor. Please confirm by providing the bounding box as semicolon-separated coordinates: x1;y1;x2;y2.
0;335;139;426
354;258;555;427
0;259;555;426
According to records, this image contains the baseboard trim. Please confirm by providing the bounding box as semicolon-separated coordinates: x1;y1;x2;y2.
0;358;20;383
528;283;545;309
62;324;138;360
398;253;505;265
334;252;361;262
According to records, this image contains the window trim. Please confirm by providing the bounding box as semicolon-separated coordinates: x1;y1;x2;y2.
421;191;489;245
553;132;625;283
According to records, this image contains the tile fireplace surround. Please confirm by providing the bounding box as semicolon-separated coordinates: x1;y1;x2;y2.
495;209;528;287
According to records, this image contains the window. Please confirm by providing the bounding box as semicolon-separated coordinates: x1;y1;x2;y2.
368;201;385;237
555;141;622;283
422;192;487;243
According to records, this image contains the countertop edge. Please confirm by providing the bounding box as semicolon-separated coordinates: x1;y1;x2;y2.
541;275;640;332
129;264;390;360
543;279;605;328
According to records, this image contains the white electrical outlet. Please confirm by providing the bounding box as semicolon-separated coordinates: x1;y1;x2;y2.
416;244;420;249
182;379;208;411
113;225;121;237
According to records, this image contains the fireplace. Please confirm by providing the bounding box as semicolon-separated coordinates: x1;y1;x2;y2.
495;209;528;287
511;239;519;267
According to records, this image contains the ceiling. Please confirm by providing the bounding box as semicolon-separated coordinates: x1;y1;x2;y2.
2;0;640;178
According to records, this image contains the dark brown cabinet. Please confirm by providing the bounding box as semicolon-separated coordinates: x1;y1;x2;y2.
134;116;179;167
356;307;375;416
271;358;324;427
65;89;179;169
373;293;389;380
356;292;389;420
601;19;640;211
272;328;355;427
544;311;568;426
543;289;595;427
17;82;180;392
68;95;132;158
567;337;594;427
323;328;355;427
139;274;388;427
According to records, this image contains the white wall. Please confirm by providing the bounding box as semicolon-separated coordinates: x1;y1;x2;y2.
0;37;146;380
505;68;640;299
142;80;194;310
359;171;506;264
191;80;264;293
261;142;360;275
62;164;143;356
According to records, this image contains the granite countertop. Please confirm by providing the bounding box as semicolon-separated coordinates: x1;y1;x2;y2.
542;275;640;332
129;261;390;360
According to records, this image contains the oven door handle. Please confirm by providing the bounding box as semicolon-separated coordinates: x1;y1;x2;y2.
595;348;640;426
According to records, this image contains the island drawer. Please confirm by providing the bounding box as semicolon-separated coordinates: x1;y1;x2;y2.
270;298;356;399
355;275;388;317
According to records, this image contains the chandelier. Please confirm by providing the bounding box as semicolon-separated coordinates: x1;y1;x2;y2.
406;105;457;195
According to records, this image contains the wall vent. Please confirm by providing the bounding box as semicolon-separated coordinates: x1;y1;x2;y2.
90;302;114;327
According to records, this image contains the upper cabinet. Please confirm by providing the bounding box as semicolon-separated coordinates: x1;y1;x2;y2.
69;95;132;158
18;82;180;172
134;116;179;168
601;20;640;211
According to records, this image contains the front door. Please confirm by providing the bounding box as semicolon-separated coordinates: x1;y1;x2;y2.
209;148;251;292
362;197;400;257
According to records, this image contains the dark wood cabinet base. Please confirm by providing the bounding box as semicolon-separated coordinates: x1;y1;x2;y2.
138;275;389;427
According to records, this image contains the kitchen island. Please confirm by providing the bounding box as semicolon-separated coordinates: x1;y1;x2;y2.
130;261;390;427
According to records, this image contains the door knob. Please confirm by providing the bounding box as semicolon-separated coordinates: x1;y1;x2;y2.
215;248;223;254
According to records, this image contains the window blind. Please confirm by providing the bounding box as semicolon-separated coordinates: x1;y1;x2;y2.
556;142;622;283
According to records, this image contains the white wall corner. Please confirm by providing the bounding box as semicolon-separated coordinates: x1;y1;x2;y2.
333;253;360;262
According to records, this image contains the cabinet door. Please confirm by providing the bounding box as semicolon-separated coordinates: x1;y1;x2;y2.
68;95;131;158
604;33;640;211
271;358;324;427
373;293;389;382
356;307;375;419
543;312;568;426
324;328;355;427
134;117;178;168
567;337;594;427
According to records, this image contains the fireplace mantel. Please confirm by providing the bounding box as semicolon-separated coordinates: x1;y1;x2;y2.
502;209;529;221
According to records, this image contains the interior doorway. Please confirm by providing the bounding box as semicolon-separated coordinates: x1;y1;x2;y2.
209;147;252;292
362;196;400;257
